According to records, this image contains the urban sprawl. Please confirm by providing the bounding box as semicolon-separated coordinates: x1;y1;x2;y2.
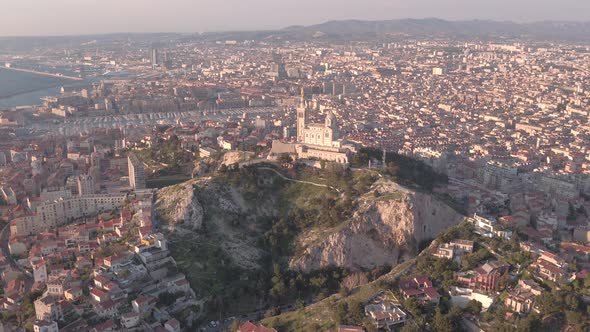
1;36;590;332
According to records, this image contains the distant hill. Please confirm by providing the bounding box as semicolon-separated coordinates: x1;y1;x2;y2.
203;18;590;42
2;18;590;51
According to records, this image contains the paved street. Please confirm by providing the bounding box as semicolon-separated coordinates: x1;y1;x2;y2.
0;223;33;292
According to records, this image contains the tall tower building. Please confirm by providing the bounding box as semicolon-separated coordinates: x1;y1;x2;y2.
272;53;287;79
128;153;146;190
150;48;159;69
325;110;338;141
77;174;95;196
31;258;47;283
296;88;307;143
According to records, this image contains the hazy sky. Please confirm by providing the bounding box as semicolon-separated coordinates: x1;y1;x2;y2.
1;0;590;36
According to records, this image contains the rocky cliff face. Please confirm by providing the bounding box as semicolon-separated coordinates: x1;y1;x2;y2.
156;173;463;273
290;179;464;272
156;180;205;231
155;177;278;270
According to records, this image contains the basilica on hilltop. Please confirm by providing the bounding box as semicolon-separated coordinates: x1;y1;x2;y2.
271;91;350;165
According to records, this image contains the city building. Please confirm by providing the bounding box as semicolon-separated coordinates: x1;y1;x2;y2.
433;239;474;261
11;194;127;236
456;260;510;292
399;275;441;304
34;295;62;321
128;153;146;190
33;320;59;332
237;321;277;332
271;91;349;165
364;302;408;329
150;47;159;69
77;174;95;196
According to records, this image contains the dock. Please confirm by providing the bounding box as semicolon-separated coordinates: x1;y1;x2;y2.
1;66;82;81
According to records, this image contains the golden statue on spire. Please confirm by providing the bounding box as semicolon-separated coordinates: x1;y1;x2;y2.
299;86;306;108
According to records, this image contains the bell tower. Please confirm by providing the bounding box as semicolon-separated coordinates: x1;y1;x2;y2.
325;110;338;141
297;87;307;142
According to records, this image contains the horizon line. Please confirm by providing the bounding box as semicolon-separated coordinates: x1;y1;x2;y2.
1;17;590;39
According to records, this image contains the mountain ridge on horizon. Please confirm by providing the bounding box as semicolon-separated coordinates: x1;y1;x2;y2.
1;18;590;49
2;17;590;37
277;17;590;40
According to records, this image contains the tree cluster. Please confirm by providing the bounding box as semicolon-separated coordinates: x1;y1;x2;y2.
352;147;449;191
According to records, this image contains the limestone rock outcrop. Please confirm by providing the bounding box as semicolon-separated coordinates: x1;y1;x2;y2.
156;175;463;273
155;180;204;230
290;179;464;271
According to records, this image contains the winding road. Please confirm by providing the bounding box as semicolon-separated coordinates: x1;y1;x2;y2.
257;167;342;194
0;223;33;292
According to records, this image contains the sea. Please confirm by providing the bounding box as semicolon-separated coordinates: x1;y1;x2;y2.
0;68;84;108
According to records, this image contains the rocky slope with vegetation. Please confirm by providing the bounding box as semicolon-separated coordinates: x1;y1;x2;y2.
154;156;461;320
156;180;205;230
290;178;464;271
